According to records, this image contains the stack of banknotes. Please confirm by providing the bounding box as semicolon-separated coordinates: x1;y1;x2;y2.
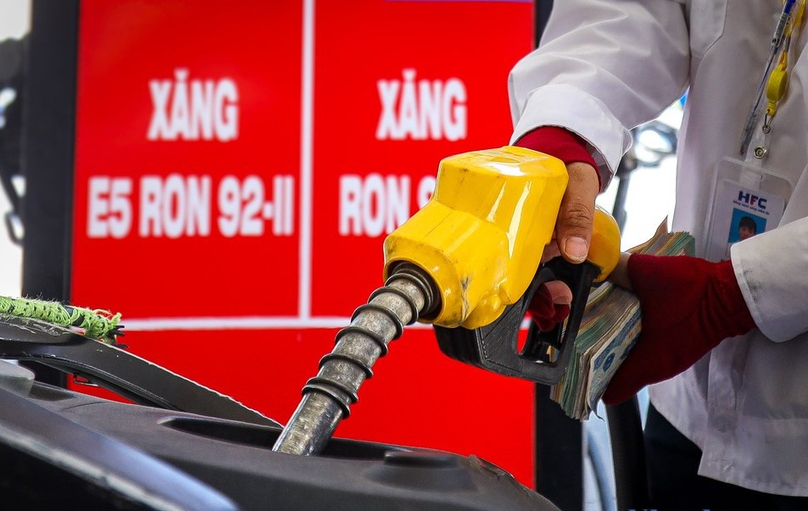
550;228;695;420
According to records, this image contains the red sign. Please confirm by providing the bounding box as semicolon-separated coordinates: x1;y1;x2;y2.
72;0;535;486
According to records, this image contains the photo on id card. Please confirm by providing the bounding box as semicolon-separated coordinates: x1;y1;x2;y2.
706;175;786;261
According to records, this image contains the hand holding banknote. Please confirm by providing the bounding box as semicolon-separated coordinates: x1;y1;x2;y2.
601;254;757;404
551;228;696;419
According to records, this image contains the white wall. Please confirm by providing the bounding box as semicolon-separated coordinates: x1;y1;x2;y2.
0;0;29;39
0;0;30;297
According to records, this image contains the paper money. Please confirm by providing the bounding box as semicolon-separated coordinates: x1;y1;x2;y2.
550;227;695;420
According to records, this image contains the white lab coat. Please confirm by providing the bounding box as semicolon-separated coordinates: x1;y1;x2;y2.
509;0;808;496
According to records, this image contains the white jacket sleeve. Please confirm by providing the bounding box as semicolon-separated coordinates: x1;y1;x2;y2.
732;216;808;342
509;0;690;188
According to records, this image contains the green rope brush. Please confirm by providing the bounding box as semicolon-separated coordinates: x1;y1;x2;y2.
0;296;123;344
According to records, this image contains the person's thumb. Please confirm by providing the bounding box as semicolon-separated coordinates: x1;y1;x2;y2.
556;162;600;264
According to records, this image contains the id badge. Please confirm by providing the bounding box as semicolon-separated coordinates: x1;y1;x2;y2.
704;157;792;262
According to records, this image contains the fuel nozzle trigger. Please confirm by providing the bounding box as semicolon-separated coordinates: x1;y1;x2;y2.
434;257;601;385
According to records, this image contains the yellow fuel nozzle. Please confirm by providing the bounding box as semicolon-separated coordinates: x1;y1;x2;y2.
274;147;621;455
590;204;621;283
383;146;620;331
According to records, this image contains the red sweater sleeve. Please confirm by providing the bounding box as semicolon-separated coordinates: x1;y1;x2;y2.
514;126;602;190
602;256;755;404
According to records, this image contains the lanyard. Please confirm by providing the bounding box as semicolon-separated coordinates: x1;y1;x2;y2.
739;0;806;157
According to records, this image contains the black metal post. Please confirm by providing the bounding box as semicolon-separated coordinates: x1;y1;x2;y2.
535;0;554;47
535;384;583;511
20;0;80;386
607;397;650;511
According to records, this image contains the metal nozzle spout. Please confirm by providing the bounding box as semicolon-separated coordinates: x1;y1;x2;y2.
272;264;437;456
